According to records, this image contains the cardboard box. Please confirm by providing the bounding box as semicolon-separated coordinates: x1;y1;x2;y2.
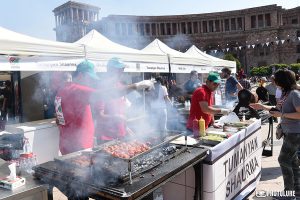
0;176;26;190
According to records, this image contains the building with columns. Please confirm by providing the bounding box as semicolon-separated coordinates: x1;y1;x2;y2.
53;1;100;42
54;2;300;72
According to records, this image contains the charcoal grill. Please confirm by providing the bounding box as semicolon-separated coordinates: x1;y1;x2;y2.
33;132;209;200
54;133;186;185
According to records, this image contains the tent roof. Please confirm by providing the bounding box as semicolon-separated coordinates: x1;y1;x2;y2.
0;26;84;59
142;39;210;67
185;45;236;69
75;29;141;54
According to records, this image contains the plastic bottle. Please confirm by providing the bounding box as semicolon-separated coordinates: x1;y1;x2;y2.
199;117;206;137
192;118;199;138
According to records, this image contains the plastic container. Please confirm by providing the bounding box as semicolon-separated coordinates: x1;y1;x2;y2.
192;118;199;138
199;117;206;137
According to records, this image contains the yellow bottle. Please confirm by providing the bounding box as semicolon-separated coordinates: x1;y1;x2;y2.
199;117;206;137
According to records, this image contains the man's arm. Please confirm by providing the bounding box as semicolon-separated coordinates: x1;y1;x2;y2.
199;101;222;115
236;82;243;91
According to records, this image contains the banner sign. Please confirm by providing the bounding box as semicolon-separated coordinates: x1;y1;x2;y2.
135;63;169;73
0;59;82;71
202;120;262;200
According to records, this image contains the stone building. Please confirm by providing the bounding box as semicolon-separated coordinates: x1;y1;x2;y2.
53;1;100;42
54;2;300;73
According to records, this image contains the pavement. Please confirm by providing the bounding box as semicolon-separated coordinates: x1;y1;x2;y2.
52;121;285;200
248;120;286;200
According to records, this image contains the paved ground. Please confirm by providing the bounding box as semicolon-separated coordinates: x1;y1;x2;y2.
248;121;284;200
52;121;284;200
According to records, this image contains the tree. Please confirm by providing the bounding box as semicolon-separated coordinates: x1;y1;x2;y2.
224;53;241;71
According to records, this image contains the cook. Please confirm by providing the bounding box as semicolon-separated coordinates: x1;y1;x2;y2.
55;60;155;155
186;72;230;132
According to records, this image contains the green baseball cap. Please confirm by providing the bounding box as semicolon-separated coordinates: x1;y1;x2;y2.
107;57;126;69
207;72;221;83
76;60;99;80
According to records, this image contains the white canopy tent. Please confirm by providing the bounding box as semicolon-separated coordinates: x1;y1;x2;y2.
0;26;86;71
141;39;211;73
185;45;236;73
75;30;169;73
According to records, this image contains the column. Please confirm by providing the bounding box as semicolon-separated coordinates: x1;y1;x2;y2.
76;8;79;21
70;8;73;23
177;23;180;34
199;21;202;33
213;20;216;32
263;14;265;27
87;11;90;21
222;19;225;32
229;18;231;31
55;15;58;27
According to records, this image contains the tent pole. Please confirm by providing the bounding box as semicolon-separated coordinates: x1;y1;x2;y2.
143;72;146;113
167;54;171;82
83;45;87;59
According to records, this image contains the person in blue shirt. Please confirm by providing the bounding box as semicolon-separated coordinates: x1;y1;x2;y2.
221;67;243;103
184;70;201;101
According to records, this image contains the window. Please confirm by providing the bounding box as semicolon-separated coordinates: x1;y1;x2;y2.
202;21;207;33
251;16;256;28
193;22;198;33
297;58;300;63
139;24;144;35
297;30;300;37
297;45;300;53
172;23;177;35
215;20;220;32
292;18;298;24
145;24;150;35
209;20;214;32
115;23;121;35
121;23;126;35
258;15;264;28
128;23;133;35
187;22;192;34
151;23;156;35
265;14;271;26
224;19;230;31
166;23;171;35
181;22;186;34
258;61;267;66
231;18;236;30
237;18;243;30
160;23;165;35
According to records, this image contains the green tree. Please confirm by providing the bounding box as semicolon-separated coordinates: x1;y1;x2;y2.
224;53;241;71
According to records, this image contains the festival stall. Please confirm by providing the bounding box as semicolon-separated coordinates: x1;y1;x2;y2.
141;39;210;74
163;119;262;200
185;45;236;73
75;30;170;73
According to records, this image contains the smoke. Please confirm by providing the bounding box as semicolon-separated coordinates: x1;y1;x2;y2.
165;34;192;52
97;16;153;50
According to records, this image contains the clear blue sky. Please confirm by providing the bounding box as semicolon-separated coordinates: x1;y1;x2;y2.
0;0;299;40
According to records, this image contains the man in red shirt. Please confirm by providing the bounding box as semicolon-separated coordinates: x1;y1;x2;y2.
55;60;154;155
187;72;229;131
95;57;127;141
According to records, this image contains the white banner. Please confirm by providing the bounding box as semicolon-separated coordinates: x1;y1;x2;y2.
202;120;262;200
0;59;82;71
138;63;169;73
171;64;194;73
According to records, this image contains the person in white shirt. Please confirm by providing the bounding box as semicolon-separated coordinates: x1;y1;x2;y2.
147;76;171;138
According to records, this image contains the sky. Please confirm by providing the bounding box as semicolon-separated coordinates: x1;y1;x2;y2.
0;0;299;41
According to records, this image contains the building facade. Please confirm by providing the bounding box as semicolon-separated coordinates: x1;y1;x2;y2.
54;2;300;72
53;1;100;42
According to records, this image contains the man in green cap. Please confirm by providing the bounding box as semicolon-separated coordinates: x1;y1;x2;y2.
187;72;230;131
55;59;154;155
